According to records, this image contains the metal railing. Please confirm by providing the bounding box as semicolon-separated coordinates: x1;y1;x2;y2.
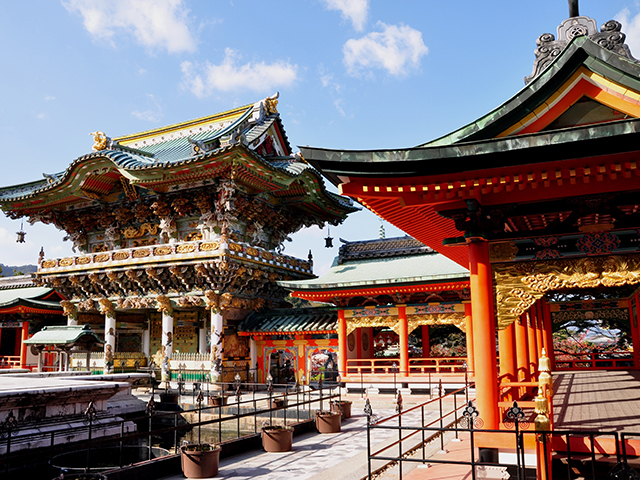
0;380;340;479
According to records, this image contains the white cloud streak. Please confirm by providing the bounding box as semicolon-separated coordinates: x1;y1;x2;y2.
343;22;428;77
131;94;163;122
321;0;368;31
180;49;298;97
616;8;640;60
62;0;196;54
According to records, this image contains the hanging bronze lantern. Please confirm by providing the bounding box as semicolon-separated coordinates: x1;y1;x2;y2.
324;227;333;248
16;222;26;243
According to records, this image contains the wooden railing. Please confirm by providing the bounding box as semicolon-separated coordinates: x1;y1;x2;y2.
0;356;21;369
555;351;634;370
345;357;467;376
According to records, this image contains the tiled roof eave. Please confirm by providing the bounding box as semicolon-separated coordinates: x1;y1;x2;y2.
279;273;470;290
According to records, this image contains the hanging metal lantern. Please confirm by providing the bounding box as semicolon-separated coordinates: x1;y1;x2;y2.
324;227;333;248
16;222;26;243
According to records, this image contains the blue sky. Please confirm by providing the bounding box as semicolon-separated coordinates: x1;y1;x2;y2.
1;0;639;274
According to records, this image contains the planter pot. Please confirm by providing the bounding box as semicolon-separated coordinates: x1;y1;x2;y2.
331;400;352;420
269;396;287;409
315;411;341;433
180;443;221;479
261;426;293;452
160;392;179;404
208;395;228;407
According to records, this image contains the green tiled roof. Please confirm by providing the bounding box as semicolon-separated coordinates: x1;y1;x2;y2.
239;307;337;333
280;236;469;291
24;325;103;346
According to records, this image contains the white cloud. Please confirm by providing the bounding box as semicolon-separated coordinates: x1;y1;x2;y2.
321;0;368;31
343;22;428;77
44;95;56;101
36;113;46;119
616;8;640;59
131;94;163;122
62;0;196;54
180;49;298;97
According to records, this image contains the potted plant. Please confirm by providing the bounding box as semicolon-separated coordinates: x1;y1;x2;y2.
261;424;294;452
315;410;341;433
269;394;287;409
331;399;353;419
180;443;221;478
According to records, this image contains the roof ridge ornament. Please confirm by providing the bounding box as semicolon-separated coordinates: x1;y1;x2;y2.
525;14;637;84
89;131;111;151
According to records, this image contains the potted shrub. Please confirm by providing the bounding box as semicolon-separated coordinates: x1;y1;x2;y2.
269;394;287;409
331;399;352;419
315;410;341;433
180;443;221;478
261;424;294;452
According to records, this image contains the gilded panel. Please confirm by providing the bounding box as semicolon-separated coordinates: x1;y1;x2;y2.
493;254;640;329
200;242;219;251
346;316;396;336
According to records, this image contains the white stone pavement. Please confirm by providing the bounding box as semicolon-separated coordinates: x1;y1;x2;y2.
159;405;440;480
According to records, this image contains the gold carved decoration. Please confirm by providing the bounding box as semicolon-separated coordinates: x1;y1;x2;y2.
120;177;138;200
77;256;91;265
77;298;95;312
94;253;110;263
177;296;202;308
494;254;640;329
262;251;273;260
184;232;203;242
204;290;219;311
113;251;130;261
229;243;242;253
133;249;150;258
60;300;78;320
89;131;108;151
346;316;396;336
154;246;172;256
265;93;279;114
176;244;197;254
97;298;115;316
246;247;259;257
42;260;56;269
123;223;158;239
156;295;173;314
405;313;466;335
94;244;108;253
489;242;519;262
200;242;219;251
59;258;74;267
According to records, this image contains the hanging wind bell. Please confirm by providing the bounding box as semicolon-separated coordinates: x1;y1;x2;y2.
16;221;26;243
324;226;333;248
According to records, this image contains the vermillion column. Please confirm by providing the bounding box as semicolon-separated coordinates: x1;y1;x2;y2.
468;240;499;430
464;303;475;372
543;301;556;370
398;305;409;377
498;322;517;401
338;309;347;378
20;321;29;369
515;315;530;399
527;310;538;378
535;302;545;361
422;325;430;358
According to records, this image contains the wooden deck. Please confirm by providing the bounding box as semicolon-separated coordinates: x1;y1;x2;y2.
553;370;640;433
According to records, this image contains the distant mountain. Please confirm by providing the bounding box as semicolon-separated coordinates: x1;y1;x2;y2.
0;264;37;277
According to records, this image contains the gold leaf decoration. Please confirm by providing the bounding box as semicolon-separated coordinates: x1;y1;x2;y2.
200;242;219;251
261;252;273;260
113;251;130;261
42;260;57;269
94;253;110;263
346;316;396;336
154;246;172;256
229;243;242;253
77;257;91;265
133;249;150;258
489;241;519;262
176;244;197;254
246;247;258;257
59;258;74;267
494;254;640;329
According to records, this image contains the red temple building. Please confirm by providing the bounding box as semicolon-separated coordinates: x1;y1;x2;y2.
299;4;640;468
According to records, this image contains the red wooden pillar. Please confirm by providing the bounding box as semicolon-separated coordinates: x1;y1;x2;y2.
468;240;499;430
398;306;409;377
498;322;517;401
464;303;475;372
527;310;538;379
20;322;29;368
338;309;347;378
422;325;430;358
542;300;556;370
535;302;545;361
515;314;529;399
